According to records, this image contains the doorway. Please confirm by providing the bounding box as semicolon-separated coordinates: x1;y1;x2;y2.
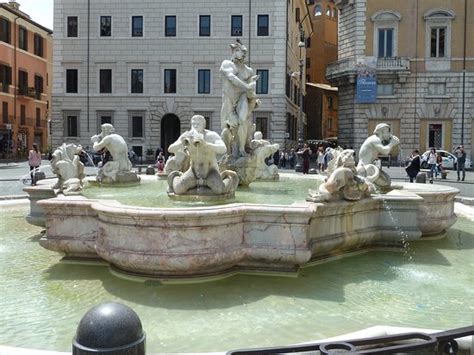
161;114;180;157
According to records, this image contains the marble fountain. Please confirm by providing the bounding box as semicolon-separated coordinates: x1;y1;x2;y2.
3;40;471;353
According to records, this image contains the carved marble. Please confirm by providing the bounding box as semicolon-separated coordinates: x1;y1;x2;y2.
167;115;239;197
250;131;280;180
91;124;139;184
50;143;86;195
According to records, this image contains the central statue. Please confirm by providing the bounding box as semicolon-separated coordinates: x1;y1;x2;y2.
220;39;260;157
167;115;239;197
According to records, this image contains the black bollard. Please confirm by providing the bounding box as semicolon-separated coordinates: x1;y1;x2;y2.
73;302;145;355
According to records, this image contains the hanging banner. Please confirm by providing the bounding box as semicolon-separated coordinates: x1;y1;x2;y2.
356;56;377;104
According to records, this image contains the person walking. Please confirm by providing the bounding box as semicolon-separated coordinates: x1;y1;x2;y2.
427;148;438;183
454;145;466;181
405;150;421;183
28;143;42;186
316;146;325;173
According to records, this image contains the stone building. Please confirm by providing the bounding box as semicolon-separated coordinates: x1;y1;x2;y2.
52;0;312;158
304;0;339;141
327;0;473;160
0;1;52;157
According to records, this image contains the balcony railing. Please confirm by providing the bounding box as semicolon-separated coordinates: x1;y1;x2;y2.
326;57;411;80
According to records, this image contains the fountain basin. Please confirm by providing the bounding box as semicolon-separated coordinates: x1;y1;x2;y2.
34;179;459;281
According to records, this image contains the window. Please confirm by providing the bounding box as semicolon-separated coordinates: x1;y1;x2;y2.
231;15;243;36
199;15;211;37
165;16;176;37
306;58;311;69
18;70;28;95
257;15;269;36
0;17;11;43
66;69;78;93
306;74;311;83
198;69;211;94
377;83;394;96
314;5;322;16
296;8;300;22
428;83;446;96
20;105;26;125
255;116;268;139
326;6;331;17
0;64;12;93
19;26;28;50
164;69;176;94
256;69;269;94
2;102;8;123
306;37;311;48
99;69;112;93
430;27;446;58
327;96;334;109
307;0;315;4
378;28;393;57
36;108;41;127
132;16;143;37
131;69;143;94
67;16;78;37
66;115;78;137
34;75;43;100
286;73;291;98
100;115;112;125
132;116;144;137
328;117;333;130
100;16;112;37
34;34;44;57
428;124;442;148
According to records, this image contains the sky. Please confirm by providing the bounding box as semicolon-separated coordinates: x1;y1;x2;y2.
15;0;54;30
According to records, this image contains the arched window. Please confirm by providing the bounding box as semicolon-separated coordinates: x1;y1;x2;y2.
326;5;331;17
314;5;322;16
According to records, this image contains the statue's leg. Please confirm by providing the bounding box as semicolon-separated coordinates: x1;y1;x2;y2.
173;169;197;194
221;127;233;156
206;169;226;194
236;96;250;156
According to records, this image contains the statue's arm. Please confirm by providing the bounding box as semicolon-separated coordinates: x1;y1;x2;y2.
371;136;399;155
93;137;108;152
206;133;227;155
221;62;250;91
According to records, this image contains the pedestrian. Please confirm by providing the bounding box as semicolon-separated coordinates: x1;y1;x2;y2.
427;148;438;182
298;143;312;174
273;150;280;168
280;150;287;168
317;146;325;173
436;153;444;176
454;145;466;181
28;143;42;186
405;150;421;183
288;149;296;169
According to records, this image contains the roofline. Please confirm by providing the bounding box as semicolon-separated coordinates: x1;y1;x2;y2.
0;3;52;34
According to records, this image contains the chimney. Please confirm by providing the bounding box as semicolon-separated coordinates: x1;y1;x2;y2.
8;1;20;11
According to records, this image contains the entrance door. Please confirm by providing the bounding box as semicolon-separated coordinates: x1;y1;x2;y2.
161;114;180;157
428;124;442;149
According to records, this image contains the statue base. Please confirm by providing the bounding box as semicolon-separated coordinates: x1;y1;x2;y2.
156;172;168;180
90;171;141;186
219;155;258;186
167;188;235;202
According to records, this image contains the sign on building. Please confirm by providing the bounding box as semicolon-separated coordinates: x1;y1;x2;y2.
356;57;377;104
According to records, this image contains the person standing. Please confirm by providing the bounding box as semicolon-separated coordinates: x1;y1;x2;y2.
454;145;466;181
427;148;438;182
405;150;421;183
28;143;42;186
299;144;312;174
317;146;325;173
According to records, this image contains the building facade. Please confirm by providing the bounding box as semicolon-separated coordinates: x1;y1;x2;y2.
327;0;473;160
0;1;52;157
304;0;339;141
52;0;312;158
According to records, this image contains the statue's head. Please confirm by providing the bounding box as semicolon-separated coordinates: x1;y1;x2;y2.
191;115;206;133
230;39;247;62
336;149;356;168
373;123;391;141
253;131;263;140
101;123;115;136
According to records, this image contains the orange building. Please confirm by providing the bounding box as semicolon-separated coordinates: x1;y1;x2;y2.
0;1;52;158
304;0;339;141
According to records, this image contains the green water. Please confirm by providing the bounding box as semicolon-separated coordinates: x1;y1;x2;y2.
82;176;320;208
0;205;473;353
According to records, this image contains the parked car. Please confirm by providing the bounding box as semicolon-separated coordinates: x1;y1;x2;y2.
420;149;471;170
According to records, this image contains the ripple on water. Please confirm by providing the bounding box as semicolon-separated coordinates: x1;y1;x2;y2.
0;206;473;352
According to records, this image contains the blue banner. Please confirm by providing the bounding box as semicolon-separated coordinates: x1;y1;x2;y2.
356;76;377;103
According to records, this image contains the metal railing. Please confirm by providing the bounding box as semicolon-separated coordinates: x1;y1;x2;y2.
377;57;410;70
326;57;411;78
227;325;474;354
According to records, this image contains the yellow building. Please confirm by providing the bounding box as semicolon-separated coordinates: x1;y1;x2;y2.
327;0;473;160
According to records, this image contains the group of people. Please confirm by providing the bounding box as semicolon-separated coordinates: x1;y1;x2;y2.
274;149;297;169
405;145;467;183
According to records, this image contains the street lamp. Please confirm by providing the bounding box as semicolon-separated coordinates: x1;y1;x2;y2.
295;28;306;172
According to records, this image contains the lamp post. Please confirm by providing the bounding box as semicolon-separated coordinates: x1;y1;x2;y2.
295;27;306;172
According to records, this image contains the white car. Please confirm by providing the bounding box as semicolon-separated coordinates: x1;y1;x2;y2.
420;150;471;170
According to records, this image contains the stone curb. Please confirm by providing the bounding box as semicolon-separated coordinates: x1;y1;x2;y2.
455;196;474;206
0;195;28;201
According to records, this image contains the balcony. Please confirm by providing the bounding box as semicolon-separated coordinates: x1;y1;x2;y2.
326;57;411;83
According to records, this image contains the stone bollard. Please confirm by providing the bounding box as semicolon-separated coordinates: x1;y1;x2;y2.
35;171;46;182
416;172;426;184
441;171;448;179
73;302;145;355
308;168;318;174
146;165;156;175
